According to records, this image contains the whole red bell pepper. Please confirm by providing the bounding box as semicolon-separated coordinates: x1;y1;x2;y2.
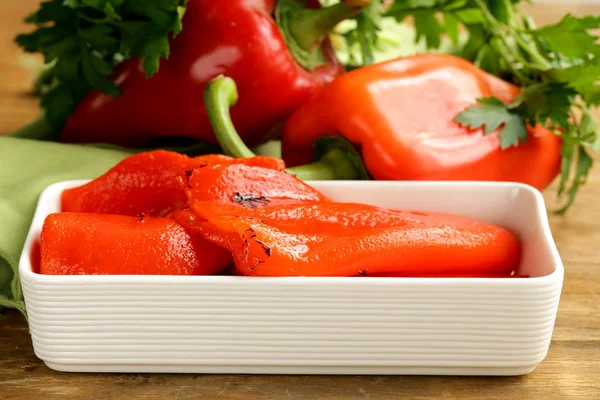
280;54;562;190
60;0;369;148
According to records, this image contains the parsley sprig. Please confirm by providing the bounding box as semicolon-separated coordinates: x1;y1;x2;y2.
382;0;600;213
15;0;187;131
342;0;386;66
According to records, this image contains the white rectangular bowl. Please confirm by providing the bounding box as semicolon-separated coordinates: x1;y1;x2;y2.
19;180;563;375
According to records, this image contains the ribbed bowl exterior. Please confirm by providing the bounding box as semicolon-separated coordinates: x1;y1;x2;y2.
20;181;564;375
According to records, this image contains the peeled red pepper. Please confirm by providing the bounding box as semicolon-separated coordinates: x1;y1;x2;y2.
181;163;329;206
170;162;329;244
280;53;561;190
59;0;370;148
40;213;232;275
179;167;521;277
61;150;284;216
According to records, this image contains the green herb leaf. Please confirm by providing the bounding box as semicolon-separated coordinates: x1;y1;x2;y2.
454;97;527;149
15;0;187;130
454;8;484;24
444;13;460;44
517;83;576;130
340;0;385;66
413;12;443;48
533;14;600;60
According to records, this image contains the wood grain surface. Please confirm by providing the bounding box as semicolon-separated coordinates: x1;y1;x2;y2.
1;2;599;399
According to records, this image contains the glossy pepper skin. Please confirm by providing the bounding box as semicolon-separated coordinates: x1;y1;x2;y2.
40;213;232;275
282;53;561;190
186;198;521;277
182;163;329;206
179;165;520;277
61;150;284;216
60;0;343;148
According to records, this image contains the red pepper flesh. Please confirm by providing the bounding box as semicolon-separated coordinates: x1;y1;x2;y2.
40;213;232;275
182;163;329;206
178;165;520;277
61;150;284;216
282;53;561;190
185;201;521;277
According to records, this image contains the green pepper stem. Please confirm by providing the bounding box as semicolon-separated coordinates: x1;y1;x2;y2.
9;116;56;140
203;76;255;158
286;0;371;51
203;75;369;181
286;146;366;180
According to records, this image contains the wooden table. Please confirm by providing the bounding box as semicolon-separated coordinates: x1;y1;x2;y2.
1;2;599;399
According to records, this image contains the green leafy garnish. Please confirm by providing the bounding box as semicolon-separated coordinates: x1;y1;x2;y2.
454;97;527;149
15;0;187;131
342;0;385;66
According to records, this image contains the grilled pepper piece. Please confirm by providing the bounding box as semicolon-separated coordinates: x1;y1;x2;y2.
281;54;562;190
61;150;284;216
40;213;232;275
182;162;329;206
184;201;521;277
178;165;520;277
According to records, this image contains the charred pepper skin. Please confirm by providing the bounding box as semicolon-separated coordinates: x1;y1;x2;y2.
61;151;284;217
178;164;521;277
60;0;345;148
282;53;561;190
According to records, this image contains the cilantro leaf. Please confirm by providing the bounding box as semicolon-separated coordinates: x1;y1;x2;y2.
413;12;443;49
533;14;600;60
517;83;576;129
340;0;385;66
386;0;468;50
444;13;460;44
453;8;484;25
15;0;187;130
454;97;527;149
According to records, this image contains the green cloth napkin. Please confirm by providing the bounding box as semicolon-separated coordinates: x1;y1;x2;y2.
0;137;133;316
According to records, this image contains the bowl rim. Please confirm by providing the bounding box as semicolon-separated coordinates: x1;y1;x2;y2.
20;179;564;286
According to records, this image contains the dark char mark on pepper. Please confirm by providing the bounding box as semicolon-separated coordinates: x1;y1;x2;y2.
232;192;270;209
241;227;271;258
254;240;272;257
184;170;194;188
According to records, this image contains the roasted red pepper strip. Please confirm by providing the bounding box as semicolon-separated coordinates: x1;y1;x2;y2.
59;0;371;147
178;165;520;277
182;163;329;206
281;54;561;190
183;201;520;277
61;150;284;216
40;213;232;275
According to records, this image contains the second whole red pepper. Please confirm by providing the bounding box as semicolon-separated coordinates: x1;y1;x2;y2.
281;54;562;190
60;0;370;148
